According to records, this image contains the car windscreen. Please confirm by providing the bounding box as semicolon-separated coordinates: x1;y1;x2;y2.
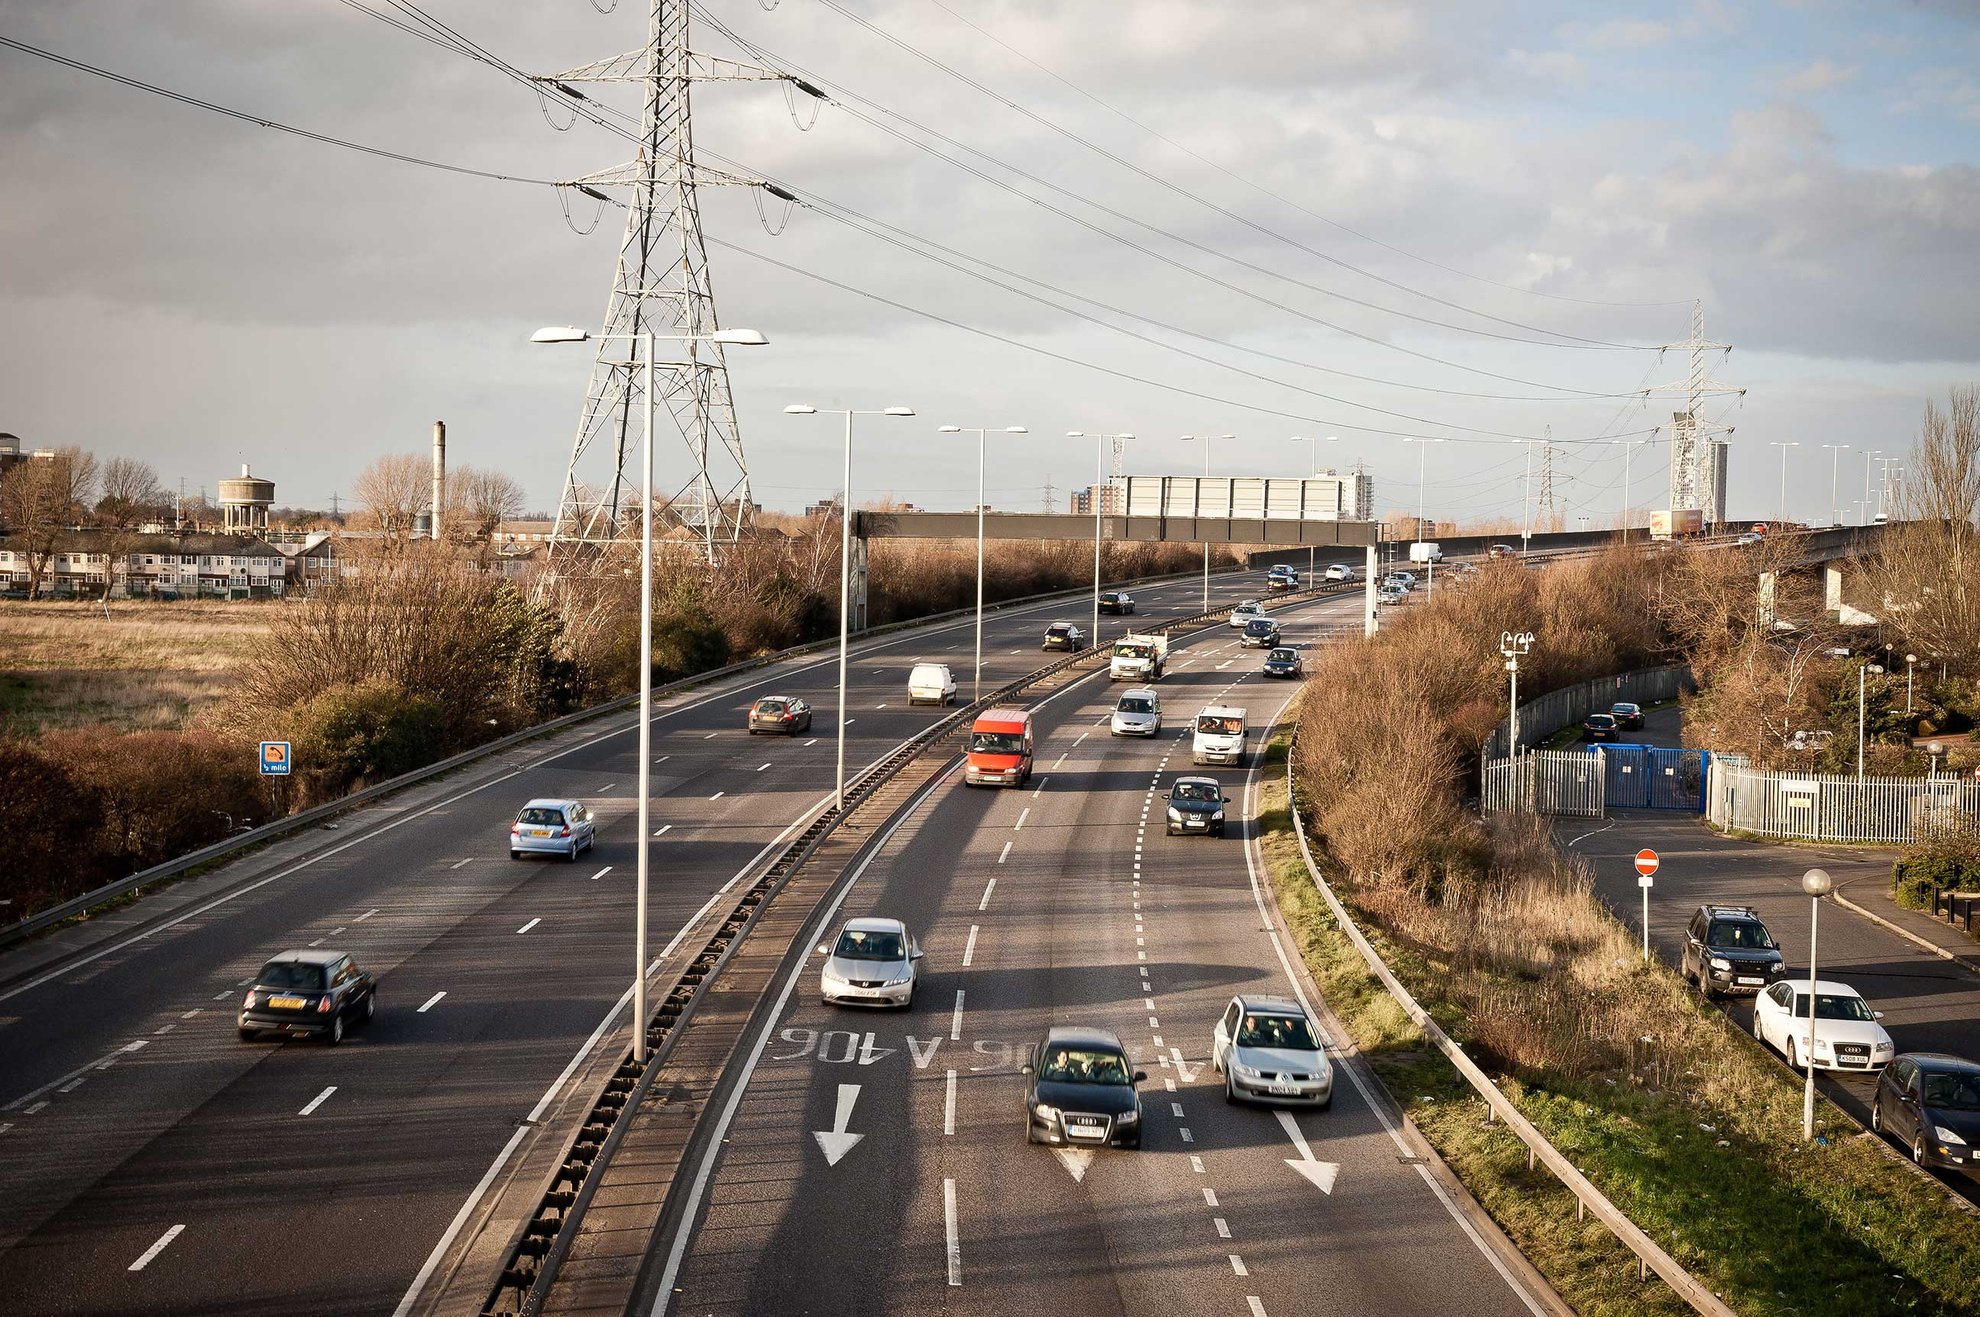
1117;697;1154;714
259;962;327;991
1038;1047;1130;1085
1238;1013;1319;1050
833;929;905;961
1114;642;1154;657
1196;716;1242;735
1244;620;1275;633
1047;625;1073;636
1792;992;1875;1021
752;699;787;714
1172;782;1219;803
1707;921;1776;950
518;807;565;825
970;731;1024;754
1267;649;1296;662
1923;1072;1980;1110
1612;704;1639;715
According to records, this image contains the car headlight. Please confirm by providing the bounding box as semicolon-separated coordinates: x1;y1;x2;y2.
1709;957;1731;971
1031;1102;1059;1123
1872;1041;1894;1054
821;965;846;984
1811;1038;1831;1053
883;974;913;987
1167;807;1184;821
1210;810;1225;821
1232;1063;1262;1079
1115;1107;1138;1123
1933;1125;1967;1146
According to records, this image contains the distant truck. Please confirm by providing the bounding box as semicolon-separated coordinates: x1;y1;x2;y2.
1650;509;1704;540
1110;632;1168;682
1408;541;1443;564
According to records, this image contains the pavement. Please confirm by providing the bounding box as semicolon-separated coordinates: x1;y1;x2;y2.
654;599;1554;1317
0;570;1332;1317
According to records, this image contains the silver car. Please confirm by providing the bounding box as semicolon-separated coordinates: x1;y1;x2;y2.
1228;600;1264;629
818;916;922;1008
1211;994;1333;1108
509;798;596;862
1111;688;1162;737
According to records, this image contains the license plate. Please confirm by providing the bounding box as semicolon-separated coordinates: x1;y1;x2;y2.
268;996;306;1010
1268;1084;1299;1096
1737;976;1764;985
531;828;549;836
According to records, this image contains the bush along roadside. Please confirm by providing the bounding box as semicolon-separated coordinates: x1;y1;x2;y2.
1255;729;1980;1317
1893;821;1980;914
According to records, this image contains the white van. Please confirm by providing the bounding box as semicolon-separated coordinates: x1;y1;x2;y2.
908;662;957;706
1192;705;1247;766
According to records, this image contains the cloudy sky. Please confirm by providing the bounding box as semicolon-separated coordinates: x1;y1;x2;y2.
1;0;1975;527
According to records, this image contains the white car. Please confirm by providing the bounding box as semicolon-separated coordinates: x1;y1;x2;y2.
1111;688;1162;737
1229;600;1264;629
818;916;922;1008
1211;994;1332;1107
1322;564;1356;583
1752;980;1895;1072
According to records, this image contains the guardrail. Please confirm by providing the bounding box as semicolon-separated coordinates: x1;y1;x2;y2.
1284;721;1735;1317
0;561;1255;952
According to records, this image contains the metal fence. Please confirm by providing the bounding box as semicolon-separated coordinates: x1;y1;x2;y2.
1482;665;1692;760
1706;761;1980;844
1481;750;1607;818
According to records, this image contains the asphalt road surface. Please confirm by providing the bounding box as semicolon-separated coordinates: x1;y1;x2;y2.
658;600;1548;1317
0;570;1349;1317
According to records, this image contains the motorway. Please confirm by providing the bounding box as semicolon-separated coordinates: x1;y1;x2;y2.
656;596;1549;1317
0;568;1348;1317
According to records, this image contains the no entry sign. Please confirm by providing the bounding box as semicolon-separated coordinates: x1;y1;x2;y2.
1634;848;1660;877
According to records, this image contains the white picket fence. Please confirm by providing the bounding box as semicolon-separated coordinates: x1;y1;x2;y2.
1706;760;1980;843
1481;750;1606;818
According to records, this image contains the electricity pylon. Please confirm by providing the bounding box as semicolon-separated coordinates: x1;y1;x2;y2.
1649;300;1743;526
541;2;813;560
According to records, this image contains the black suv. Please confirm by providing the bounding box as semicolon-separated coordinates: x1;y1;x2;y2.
1682;905;1787;999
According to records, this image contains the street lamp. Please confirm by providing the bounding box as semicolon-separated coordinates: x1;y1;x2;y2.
1292;434;1338;581
1929;739;1946;780
1069;432;1134;638
534;322;768;1065
1181;434;1233;612
1771;441;1799;523
1800;867;1834;1141
786;403;915;818
1402;437;1445;595
1907;653;1918;714
940;424;1027;702
1611;435;1654;542
1821;444;1849;528
1862;450;1881;525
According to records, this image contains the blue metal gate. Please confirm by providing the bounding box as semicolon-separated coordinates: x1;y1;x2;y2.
1595;745;1708;811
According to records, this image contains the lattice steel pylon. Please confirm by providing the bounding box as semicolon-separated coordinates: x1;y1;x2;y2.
1649;300;1744;526
541;5;806;560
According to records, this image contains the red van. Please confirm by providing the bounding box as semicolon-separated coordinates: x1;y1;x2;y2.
965;707;1034;787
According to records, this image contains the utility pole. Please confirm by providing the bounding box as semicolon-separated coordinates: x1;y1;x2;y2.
1041;475;1056;514
1820;444;1848;528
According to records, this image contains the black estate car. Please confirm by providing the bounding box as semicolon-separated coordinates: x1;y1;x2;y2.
1165;776;1229;836
1682;904;1787;998
239;949;376;1044
1581;712;1619;743
1042;622;1088;652
1023;1026;1145;1149
1097;591;1135;615
1873;1053;1980;1173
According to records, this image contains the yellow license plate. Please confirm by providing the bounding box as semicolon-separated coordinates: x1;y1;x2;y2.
531;828;550;836
269;996;307;1009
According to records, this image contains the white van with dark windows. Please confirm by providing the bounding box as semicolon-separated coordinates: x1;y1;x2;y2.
1192;705;1247;766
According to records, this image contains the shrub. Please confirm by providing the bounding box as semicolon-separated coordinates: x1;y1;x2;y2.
0;737;108;912
1894;821;1980;910
287;682;450;799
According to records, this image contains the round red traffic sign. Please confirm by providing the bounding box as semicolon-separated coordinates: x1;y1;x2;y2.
1634;849;1660;877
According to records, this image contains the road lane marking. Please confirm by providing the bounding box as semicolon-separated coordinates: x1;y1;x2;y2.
944;1069;957;1135
129;1224;185;1272
757;763;771;772
298;1085;337;1116
653;825;671;837
59;1078;84;1094
180;1009;200;1019
308;938;325;947
211;991;231;1001
996;841;1012;864
1053;752;1068;768
1191;1156;1205;1173
1179;1127;1192;1142
1215;1217;1231;1239
962;925;979;967
804;739;819;747
6;1040;147;1112
950;990;966;1041
1171;1102;1184;1117
812;1084;865;1165
1074;732;1089;745
418;991;447;1013
331;926;346;936
1033;777;1048;796
710;791;725;800
23;1100;48;1114
944;1177;962;1285
596;784;615;792
704;732;719;739
654;755;670;764
516;918;541;935
1204;1187;1219;1206
876;703;888;709
979;878;997;908
1247;1299;1268;1317
356;908;379;921
1229;1254;1247;1276
153;1023;175;1035
1013;808;1030;831
590;866;614;881
449;858;472;870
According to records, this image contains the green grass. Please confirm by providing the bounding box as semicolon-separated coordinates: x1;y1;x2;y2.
1256;732;1980;1317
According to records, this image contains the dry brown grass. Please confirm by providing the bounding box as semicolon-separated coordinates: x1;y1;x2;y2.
0;600;274;734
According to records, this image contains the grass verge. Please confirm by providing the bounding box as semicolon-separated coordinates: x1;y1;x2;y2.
1255;730;1980;1317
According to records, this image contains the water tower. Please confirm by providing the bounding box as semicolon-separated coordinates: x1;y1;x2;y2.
219;463;275;533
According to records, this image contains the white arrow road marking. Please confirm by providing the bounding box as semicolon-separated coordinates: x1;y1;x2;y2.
1276;1109;1339;1194
1052;1147;1095;1182
813;1083;864;1165
1171;1048;1199;1082
905;1037;943;1069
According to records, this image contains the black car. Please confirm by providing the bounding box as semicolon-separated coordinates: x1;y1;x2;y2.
1873;1053;1980;1173
1023;1026;1145;1150
1097;591;1135;615
1042;622;1087;652
1262;646;1304;679
1239;617;1281;649
1581;712;1619;743
1166;776;1228;836
1610;701;1645;730
748;695;813;735
239;949;376;1044
1681;904;1787;998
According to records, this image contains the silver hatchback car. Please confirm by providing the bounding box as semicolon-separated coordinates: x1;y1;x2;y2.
1111;688;1162;737
1211;994;1333;1108
818;916;922;1008
509;798;596;862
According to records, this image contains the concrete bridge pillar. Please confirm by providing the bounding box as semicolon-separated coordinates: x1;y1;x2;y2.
1758;571;1777;627
1824;559;1844;615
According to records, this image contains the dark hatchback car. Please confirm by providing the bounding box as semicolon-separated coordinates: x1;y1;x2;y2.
1097;591;1135;615
1023;1026;1145;1150
1681;904;1786;998
1166;776;1228;836
1042;622;1088;652
1873;1053;1980;1173
1610;701;1645;730
1262;646;1304;679
1239;617;1281;649
748;695;813;735
238;949;376;1044
1581;712;1620;743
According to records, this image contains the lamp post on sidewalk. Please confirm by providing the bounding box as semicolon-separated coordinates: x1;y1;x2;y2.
1906;653;1918;714
1069;432;1134;638
1857;662;1885;781
531;323;768;1064
785;403;916;815
940;424;1027;702
1800;868;1833;1141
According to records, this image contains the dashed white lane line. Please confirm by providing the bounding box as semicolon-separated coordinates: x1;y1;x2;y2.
704;732;720;740
356;908;379;922
805;739;820;747
944;1177;962;1285
1179;1127;1192;1143
23;1101;48;1114
1053;752;1068;768
979;878;997;909
1170;1101;1184;1117
962;925;979;967
1229;1254;1248;1277
950;990;966;1041
1032;777;1048;796
449;858;474;869
6;1040;147;1112
211;990;232;1001
418;991;447;1013
876;703;888;709
1190;1155;1205;1173
944;1069;957;1136
589;866;614;881
129;1224;185;1272
307;938;325;947
516;918;541;935
1247;1298;1269;1317
1203;1188;1219;1207
153;1023;175;1036
59;1078;84;1094
596;784;615;793
298;1085;338;1116
655;755;670;764
654;825;672;838
180;1008;200;1019
1215;1217;1232;1239
1074;732;1089;746
757;763;771;772
710;791;725;800
1013;808;1030;831
997;841;1012;864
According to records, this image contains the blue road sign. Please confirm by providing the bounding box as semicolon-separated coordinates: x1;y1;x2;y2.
259;741;292;776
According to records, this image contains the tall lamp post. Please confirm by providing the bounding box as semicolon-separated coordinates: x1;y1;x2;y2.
786;403;915;815
1403;437;1445;594
1906;653;1918;714
1771;441;1799;523
1821;444;1849;528
1800;867;1834;1141
1929;739;1946;780
1068;431;1134;638
531;323;768;1064
1180;433;1233;611
1611;435;1653;542
1862;450;1880;525
940;424;1027;702
1291;434;1338;581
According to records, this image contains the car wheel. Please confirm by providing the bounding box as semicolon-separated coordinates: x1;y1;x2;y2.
1122;1133;1142;1150
510;850;521;860
363;991;376;1022
238;1027;258;1042
328;1014;344;1046
1753;1012;1766;1044
566;842;579;863
1224;1072;1239;1105
1871;1099;1882;1133
1025;1113;1041;1145
1785;1038;1798;1068
1913;1134;1927;1165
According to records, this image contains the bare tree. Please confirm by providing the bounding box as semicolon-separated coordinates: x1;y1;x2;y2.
351;453;431;539
445;466;527;556
96;456;164;528
1859;386;1980;671
0;446;98;598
